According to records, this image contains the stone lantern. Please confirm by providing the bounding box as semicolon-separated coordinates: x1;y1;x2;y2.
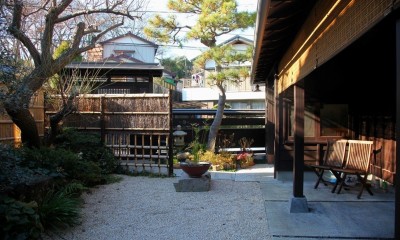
173;125;187;147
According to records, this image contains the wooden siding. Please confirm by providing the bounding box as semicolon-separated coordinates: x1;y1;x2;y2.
277;0;398;94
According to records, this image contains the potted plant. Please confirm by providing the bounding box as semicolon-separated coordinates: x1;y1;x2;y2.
179;123;211;178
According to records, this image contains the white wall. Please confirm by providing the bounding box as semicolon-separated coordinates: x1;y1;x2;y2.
102;36;156;63
181;88;265;101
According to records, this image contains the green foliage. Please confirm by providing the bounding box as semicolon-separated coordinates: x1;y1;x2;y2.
22;147;76;173
212;103;231;109
63;158;103;186
160;56;192;79
0;144;52;194
0;195;43;240
37;184;82;231
23;146;104;186
53;41;82;62
0;131;117;238
55;128;118;174
185;123;209;163
145;0;256;47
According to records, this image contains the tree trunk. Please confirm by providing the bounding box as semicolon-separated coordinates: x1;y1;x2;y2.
48;97;77;145
48;112;64;146
5;106;41;148
207;85;226;152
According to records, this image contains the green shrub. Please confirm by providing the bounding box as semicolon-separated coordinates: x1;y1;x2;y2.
23;146;105;186
0;195;43;240
0;144;52;196
63;156;103;186
22;147;75;174
0;130;119;238
37;183;83;231
55;128;118;174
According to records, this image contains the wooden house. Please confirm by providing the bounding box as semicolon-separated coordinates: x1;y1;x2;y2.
64;32;163;94
251;0;399;228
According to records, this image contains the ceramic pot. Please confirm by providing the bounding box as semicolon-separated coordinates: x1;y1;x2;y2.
180;162;211;178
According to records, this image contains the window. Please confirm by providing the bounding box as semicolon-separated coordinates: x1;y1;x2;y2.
111;76;134;82
231;102;249;109
289;106;315;137
114;50;135;57
251;101;265;110
136;77;149;82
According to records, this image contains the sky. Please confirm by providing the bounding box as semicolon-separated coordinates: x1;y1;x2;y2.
144;0;259;60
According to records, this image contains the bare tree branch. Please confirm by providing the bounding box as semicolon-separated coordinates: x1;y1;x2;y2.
2;0;146;147
8;1;41;65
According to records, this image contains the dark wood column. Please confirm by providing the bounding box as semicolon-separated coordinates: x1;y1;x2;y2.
395;16;400;240
293;84;305;197
266;81;275;166
275;78;283;178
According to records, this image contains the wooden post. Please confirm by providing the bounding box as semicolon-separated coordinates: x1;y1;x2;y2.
100;96;105;144
293;84;304;198
394;16;400;240
289;84;308;213
168;90;174;177
275;77;283;179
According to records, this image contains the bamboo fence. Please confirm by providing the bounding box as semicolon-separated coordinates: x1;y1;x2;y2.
0;90;45;146
46;93;173;176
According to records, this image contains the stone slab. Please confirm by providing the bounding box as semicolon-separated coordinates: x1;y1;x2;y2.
289;196;309;213
173;172;211;192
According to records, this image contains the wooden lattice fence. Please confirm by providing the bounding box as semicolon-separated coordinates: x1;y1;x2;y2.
46;93;173;176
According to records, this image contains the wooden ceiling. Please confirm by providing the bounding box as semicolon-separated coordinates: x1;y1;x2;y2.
252;0;316;84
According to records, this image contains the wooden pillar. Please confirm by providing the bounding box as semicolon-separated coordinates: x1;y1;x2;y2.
395;16;400;240
293;84;305;198
275;78;283;179
100;96;105;144
266;80;275;164
168;90;174;177
289;84;308;213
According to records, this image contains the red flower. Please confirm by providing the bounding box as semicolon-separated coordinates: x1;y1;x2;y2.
237;152;249;161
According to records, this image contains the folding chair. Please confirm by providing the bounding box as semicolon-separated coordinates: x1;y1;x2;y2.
307;139;347;191
331;140;374;199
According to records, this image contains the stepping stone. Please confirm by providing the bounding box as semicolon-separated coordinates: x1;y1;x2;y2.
174;172;211;192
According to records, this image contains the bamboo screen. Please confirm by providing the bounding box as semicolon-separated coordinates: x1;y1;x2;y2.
0;90;44;146
46;93;173;176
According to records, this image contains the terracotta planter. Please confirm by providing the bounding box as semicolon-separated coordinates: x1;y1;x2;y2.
180;162;211;178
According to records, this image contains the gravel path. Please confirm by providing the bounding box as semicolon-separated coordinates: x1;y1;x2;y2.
43;175;271;240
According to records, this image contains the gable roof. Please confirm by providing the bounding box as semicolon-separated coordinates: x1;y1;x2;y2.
104;54;145;63
219;35;253;46
190;34;253;62
100;31;158;48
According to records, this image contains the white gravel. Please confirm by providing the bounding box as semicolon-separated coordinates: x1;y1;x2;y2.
43;174;271;240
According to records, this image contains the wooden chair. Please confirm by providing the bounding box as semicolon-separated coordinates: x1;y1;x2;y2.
331;140;374;199
307;139;348;191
